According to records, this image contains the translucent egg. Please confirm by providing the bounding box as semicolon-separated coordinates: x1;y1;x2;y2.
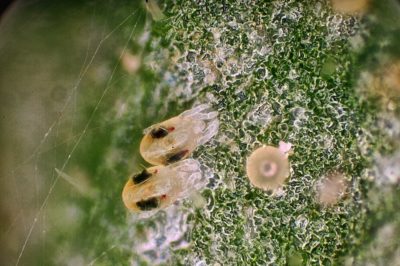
122;159;204;212
246;145;290;191
359;61;400;111
382;61;400;96
316;172;347;207
140;104;219;165
331;0;369;14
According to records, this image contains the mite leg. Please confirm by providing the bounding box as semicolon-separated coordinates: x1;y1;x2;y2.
180;104;211;118
170;159;201;173
198;119;219;145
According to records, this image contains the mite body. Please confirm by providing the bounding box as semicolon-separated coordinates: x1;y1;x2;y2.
122;159;204;212
140;104;219;165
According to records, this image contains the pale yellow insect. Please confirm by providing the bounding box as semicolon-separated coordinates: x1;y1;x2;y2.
140;104;219;165
122;159;204;212
246;143;291;191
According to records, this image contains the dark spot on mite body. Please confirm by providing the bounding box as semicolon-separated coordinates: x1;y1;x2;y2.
136;197;160;211
132;169;152;184
166;150;189;164
150;127;169;139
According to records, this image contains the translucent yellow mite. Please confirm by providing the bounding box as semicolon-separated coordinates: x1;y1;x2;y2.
122;159;204;212
246;142;291;191
140;104;219;165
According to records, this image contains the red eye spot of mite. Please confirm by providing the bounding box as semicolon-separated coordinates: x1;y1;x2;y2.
168;127;175;132
154;169;158;174
161;194;167;200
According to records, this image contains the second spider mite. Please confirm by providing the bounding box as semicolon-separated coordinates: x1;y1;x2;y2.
140;104;219;165
122;159;204;212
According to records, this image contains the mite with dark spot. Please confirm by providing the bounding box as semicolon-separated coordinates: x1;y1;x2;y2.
122;164;176;212
132;169;152;184
122;160;203;214
140;104;219;165
136;197;160;211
